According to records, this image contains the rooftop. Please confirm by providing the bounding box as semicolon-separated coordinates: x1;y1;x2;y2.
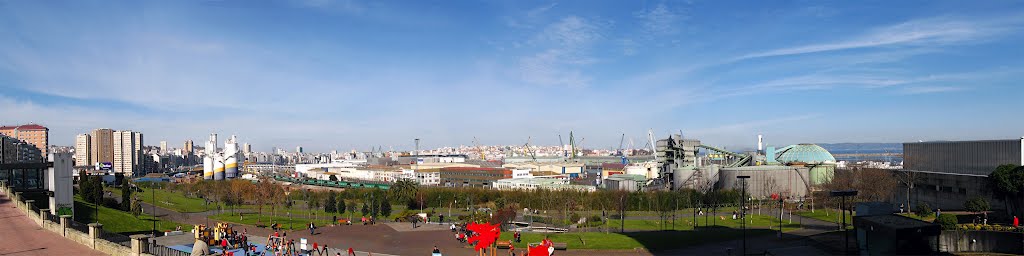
0;124;48;130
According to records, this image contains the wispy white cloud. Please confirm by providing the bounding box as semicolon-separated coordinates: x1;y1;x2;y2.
735;16;1020;61
635;2;683;37
505;3;558;29
518;16;602;87
899;86;965;95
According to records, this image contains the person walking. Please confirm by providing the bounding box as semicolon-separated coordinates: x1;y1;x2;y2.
347;247;356;256
309;222;316;235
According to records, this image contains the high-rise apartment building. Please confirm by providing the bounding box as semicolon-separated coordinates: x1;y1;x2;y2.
243;143;251;154
75;134;91;166
0;123;49;158
0;134;39;163
90;128;114;164
160;141;167;153
134;132;143;171
184;139;194;154
296;146;303;153
112;130;144;176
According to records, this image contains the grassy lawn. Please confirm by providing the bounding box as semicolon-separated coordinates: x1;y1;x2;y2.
73;195;187;234
898;213;937;222
795;209;853;227
107;187;211;213
497;228;778;251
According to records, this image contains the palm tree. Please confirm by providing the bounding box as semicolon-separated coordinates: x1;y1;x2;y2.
391;179;418;208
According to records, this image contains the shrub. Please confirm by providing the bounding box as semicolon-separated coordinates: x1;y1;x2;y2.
915;203;933;217
936;214;958;230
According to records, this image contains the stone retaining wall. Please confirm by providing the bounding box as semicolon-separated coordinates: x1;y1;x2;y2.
1;181;153;256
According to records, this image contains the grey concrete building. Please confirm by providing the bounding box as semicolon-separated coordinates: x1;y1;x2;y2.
897;138;1024;211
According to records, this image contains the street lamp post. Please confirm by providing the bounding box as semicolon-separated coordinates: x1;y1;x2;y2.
152;184;156;238
737;175;751;256
830;190;859;256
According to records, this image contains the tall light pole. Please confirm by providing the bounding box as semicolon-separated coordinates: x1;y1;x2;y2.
830;190;859;256
737;175;751;256
152;183;156;238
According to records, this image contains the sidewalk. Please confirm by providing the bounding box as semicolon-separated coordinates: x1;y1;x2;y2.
0;194;105;256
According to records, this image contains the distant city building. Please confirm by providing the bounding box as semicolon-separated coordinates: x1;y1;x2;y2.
0;134;41;163
75;134;91;166
296;146;303;154
112;130;143;176
0;123;49;158
184;139;194;155
493;177;595;192
440;167;512;187
160;140;167;153
90;128;114;165
243;143;251;154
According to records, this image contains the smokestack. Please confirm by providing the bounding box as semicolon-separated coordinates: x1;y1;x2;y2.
758;134;764;152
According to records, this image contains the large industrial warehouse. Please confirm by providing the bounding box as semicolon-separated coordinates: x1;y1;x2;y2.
899;138;1024;211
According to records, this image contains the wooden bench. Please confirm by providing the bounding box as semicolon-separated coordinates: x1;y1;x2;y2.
496;241;512;249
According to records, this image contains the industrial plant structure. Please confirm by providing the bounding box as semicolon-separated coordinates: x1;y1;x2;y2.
655;133;837;200
202;133;244;180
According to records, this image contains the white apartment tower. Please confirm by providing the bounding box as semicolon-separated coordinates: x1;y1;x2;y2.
112;130;143;176
160;140;167;153
75;134;91;166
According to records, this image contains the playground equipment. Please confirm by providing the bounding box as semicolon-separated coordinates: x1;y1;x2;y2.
193;222;248;249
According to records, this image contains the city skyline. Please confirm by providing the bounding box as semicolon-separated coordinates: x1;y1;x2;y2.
3;1;1024;152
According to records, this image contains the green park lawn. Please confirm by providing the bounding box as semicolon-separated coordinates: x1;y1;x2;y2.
795;209;853;227
107;187;211;213
73;195;186;234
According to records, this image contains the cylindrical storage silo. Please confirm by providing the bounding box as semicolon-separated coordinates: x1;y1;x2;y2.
214;155;225;180
225;155;238;179
203;156;213;180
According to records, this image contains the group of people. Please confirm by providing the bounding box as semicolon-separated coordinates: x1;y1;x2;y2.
265;231;360;256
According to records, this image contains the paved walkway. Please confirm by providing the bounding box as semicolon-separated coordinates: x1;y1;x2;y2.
0;194;106;256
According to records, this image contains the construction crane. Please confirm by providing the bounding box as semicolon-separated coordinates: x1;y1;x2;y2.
568;131;578;159
522;136;537;161
473;137;486;160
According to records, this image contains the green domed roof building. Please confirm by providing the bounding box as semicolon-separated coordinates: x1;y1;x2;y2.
771;144;836;185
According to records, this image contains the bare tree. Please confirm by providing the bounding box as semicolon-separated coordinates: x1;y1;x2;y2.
894;170;920;213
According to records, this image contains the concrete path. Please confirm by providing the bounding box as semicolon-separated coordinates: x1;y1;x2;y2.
0;194;106;256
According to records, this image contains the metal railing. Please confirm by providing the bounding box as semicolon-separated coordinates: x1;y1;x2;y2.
147;243;190;256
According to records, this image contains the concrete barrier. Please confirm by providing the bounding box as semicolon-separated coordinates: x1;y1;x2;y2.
939;230;1024;254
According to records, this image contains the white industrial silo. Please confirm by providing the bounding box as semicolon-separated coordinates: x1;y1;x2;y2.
224;136;239;179
203;155;213;180
214;154;225;180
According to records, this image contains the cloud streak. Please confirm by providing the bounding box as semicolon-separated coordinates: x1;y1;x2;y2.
735;16;1019;61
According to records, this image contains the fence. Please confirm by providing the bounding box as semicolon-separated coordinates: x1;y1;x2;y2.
102;230;133;248
147;243;190;256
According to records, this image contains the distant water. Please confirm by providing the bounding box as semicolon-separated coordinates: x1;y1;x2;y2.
818;143;903;163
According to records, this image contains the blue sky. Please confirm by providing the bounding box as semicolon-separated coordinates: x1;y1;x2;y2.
2;0;1023;152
